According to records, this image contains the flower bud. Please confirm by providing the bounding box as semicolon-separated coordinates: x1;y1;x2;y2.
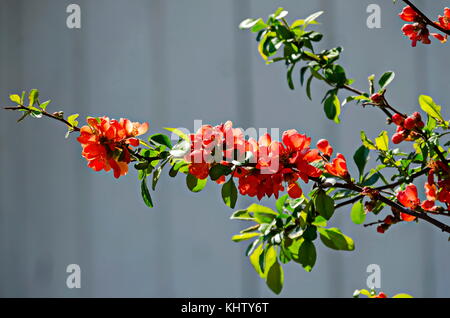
412;112;422;121
365;201;375;212
377;223;390;234
383;215;395;225
392;132;405;144
416;120;425;129
391;113;404;126
403;116;416;130
371;93;383;104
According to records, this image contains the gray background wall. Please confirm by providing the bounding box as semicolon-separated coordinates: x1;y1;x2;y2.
0;0;449;297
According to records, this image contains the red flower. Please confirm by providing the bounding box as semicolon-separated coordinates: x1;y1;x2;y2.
436;8;450;39
77;117;148;178
437;179;450;204
401;23;431;47
282;129;311;153
287;182;302;199
189;163;210;180
317;139;333;157
397;184;420;208
325;153;349;179
399;6;447;46
397;184;419;221
399;6;419;22
421;200;439;212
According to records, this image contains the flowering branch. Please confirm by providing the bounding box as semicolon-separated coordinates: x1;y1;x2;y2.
402;0;450;36
4;5;450;296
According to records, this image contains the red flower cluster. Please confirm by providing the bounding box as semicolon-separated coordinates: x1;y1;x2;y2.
397;163;450;218
184;121;252;184
399;6;448;47
77;116;149;178
391;112;424;144
437;8;450;32
184;121;349;200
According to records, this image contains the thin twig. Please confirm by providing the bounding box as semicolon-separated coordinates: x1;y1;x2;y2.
4;105;80;132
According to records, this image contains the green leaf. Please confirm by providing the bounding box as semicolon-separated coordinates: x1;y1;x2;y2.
266;261;284;295
314;191;335;220
353;289;372;298
275;194;289;213
392;293;413;298
39;100;51;111
247;204;278;223
273;8;288;20
287;64;295;90
239;18;268;32
186;174;207;193
288;238;303;260
232;232;260;242
353;145;370;178
239;18;256;29
141;178;154;208
350;201;366;225
252;19;269;33
209;164;231;181
221;178;238;208
28;89;39;106
425;114;437;133
67;113;79;128
360;131;377;150
170;140;190;158
297;240;316;272
29;107;43;118
306;74;313;100
324;65;347;87
419;95;444;122
375;131;389;151
245;238;261;257
150;133;172;149
318;228;355;251
152;166;162;190
9;94;21;104
250;245;276;279
230;209;254;220
312;215;327;227
249;244;264;277
324;94;341;124
17;110;31;123
368;74;375;95
135;162;149;170
304;11;323;27
163;127;190;142
169;161;187;177
378;71;395;89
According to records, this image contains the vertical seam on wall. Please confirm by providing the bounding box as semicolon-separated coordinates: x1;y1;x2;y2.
232;0;258;297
